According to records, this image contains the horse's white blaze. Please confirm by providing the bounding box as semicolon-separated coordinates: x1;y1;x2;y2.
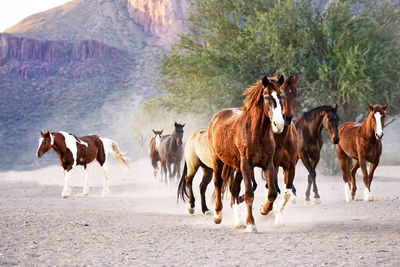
59;131;79;167
271;92;285;134
36;137;44;156
374;112;383;139
155;135;162;151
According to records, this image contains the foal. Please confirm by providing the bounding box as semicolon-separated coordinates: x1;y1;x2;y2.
336;104;388;202
149;130;163;178
36;131;128;197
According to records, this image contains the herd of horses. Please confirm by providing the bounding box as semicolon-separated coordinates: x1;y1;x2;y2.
150;74;388;232
35;74;387;233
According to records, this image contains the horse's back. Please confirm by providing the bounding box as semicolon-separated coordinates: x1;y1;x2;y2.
186;128;213;169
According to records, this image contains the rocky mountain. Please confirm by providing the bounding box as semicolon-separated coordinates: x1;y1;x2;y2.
0;0;189;170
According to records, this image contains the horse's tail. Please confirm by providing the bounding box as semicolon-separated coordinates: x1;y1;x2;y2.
101;138;129;169
177;162;188;202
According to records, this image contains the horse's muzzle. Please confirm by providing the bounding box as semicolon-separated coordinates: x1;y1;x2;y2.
283;114;292;126
333;137;340;144
375;133;383;140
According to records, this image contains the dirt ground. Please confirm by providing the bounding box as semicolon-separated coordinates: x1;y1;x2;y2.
0;158;399;266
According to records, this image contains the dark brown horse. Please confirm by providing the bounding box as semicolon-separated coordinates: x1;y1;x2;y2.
208;75;286;232
294;105;340;203
230;75;299;225
149;130;163;178
36;131;128;197
336;104;388;202
158;122;185;183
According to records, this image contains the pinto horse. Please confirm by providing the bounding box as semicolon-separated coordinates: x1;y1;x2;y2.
293;105;340;203
336;104;388;202
158;122;185;183
208;75;286;232
149;130;163;178
36;131;128;197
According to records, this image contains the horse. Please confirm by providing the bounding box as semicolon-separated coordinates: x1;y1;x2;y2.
177;128;214;214
36;131;128;198
149;130;163;178
230;75;299;225
208;74;286;232
336;104;388;202
293;105;340;203
158;122;185;183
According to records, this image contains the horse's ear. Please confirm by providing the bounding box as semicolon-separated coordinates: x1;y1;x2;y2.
291;75;299;85
334;103;338;111
277;74;285;86
367;104;374;112
40;131;45;137
174;122;178;127
160;130;163;134
262;75;270;88
382;104;388;111
152;129;156;134
182;123;185;128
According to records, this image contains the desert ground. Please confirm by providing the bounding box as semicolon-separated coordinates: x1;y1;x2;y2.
0;157;399;266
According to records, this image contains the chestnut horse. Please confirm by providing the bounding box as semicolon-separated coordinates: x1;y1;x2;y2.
336;104;388;202
149;130;163;178
208;75;285;232
158;122;185;183
230;75;299;225
36;131;128;197
293;105;340;203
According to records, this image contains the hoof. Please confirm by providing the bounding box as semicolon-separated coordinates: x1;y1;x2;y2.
213;214;222;224
246;224;258;233
313;198;321;205
188;207;195;214
364;196;374;202
260;204;271;216
61;190;71;198
291;196;298;204
61;194;69;198
234;224;246;229
203;210;213;216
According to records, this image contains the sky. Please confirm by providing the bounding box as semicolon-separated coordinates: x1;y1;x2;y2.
0;0;72;32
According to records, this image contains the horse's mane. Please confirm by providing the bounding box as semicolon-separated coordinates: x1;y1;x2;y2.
242;77;283;112
300;105;337;121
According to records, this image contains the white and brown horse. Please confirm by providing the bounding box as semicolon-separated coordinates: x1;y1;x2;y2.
149;130;163;178
36;131;128;197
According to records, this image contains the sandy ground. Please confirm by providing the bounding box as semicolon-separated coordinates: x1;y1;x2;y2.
0;156;399;266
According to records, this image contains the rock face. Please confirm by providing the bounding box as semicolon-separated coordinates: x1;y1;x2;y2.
0;34;124;79
127;0;190;46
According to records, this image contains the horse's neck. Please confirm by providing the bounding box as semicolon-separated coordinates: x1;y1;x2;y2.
247;106;271;139
307;113;324;138
360;114;376;139
51;138;67;159
168;133;178;151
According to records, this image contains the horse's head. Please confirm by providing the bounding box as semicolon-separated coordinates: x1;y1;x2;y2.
153;129;163;149
262;75;285;134
36;131;52;157
280;75;298;125
368;103;388;140
173;122;185;146
322;104;340;144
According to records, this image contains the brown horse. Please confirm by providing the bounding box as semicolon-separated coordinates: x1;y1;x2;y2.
336;104;388;202
293;105;340;203
230;75;299;225
149;130;163;178
177;128;214;214
208;75;286;232
36;131;128;197
158;122;185;183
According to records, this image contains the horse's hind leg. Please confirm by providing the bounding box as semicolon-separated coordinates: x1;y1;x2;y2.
229;170;245;229
350;160;360;200
200;167;213;215
299;155;315;202
83;165;90;195
101;163;110;197
212;156;224;225
310;156;321;203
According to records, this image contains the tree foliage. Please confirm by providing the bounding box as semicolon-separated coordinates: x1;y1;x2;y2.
147;0;400;121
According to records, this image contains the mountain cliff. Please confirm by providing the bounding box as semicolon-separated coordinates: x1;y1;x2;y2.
0;0;190;170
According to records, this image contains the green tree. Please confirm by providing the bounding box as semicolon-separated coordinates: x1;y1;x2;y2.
147;0;400;122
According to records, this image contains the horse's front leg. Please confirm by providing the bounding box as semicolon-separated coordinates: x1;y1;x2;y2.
350;160;360;200
61;169;72;198
101;163;110;197
300;154;316;202
212;156;224;225
83;166;90;195
260;160;278;216
240;159;257;233
365;160;379;201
